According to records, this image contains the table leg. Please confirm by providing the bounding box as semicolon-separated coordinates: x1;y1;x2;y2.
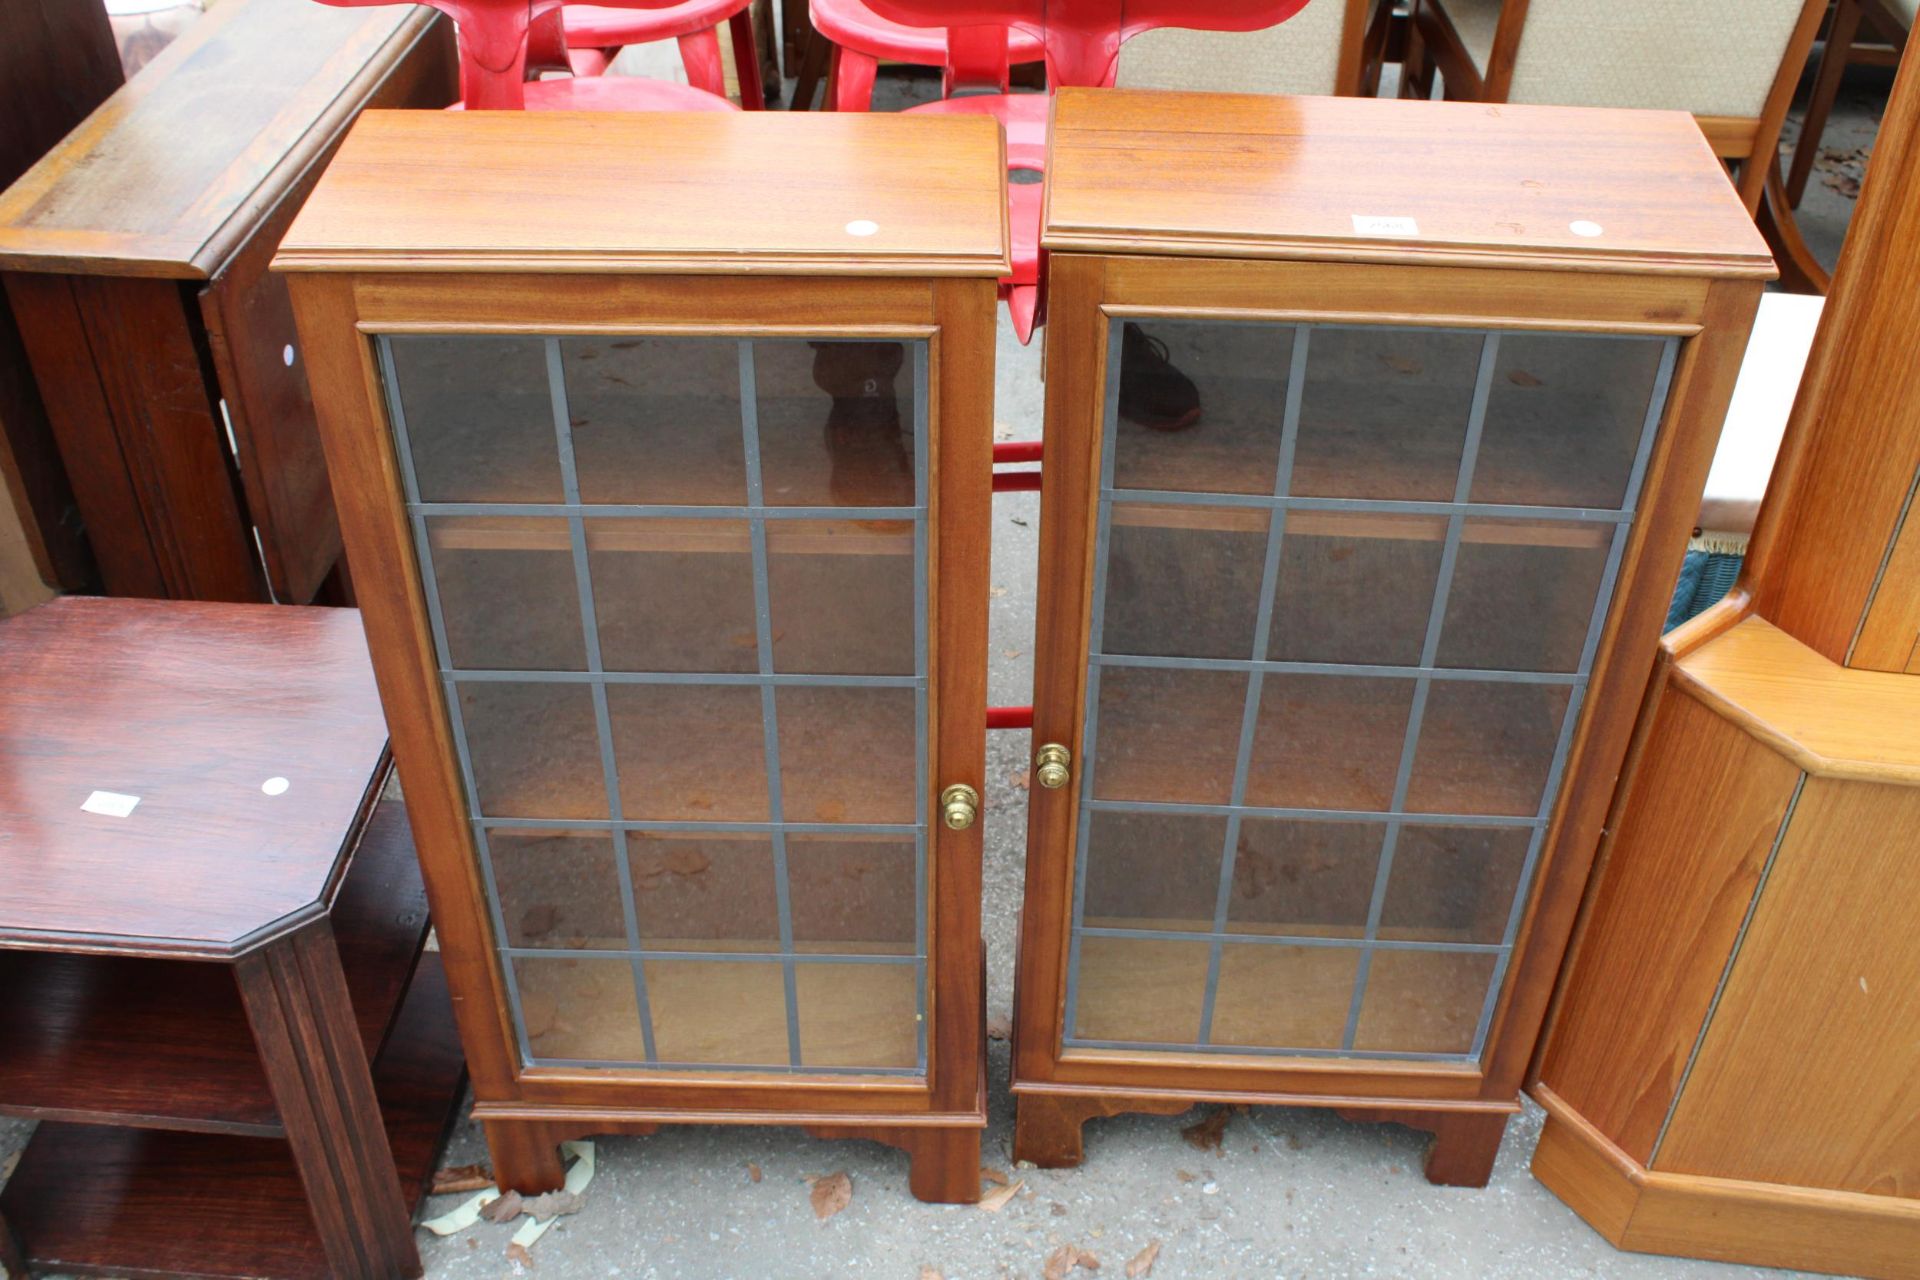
0;1205;26;1280
237;921;419;1280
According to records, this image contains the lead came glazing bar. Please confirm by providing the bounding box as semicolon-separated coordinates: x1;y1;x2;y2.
740;340;805;1069
1198;325;1309;1046
1342;332;1501;1052
547;338;660;1065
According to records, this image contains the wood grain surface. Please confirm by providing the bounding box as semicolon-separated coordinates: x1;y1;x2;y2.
0;0;438;279
0;794;425;1136
0;597;387;954
275;110;1010;277
1674;615;1920;782
1043;89;1773;277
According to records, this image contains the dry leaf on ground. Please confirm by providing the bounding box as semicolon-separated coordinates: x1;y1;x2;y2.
1181;1106;1235;1154
978;1178;1024;1212
521;1190;583;1222
1174;1169;1195;1183
1126;1241;1162;1278
980;1166;1009;1186
480;1191;524;1224
747;1162;762;1183
505;1241;535;1270
809;1171;853;1221
1044;1245;1101;1279
430;1163;494;1195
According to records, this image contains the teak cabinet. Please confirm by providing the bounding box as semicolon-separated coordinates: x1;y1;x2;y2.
1530;48;1920;1279
1011;89;1773;1183
276;110;1008;1202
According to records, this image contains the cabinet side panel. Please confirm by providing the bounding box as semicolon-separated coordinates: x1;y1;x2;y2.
1655;776;1920;1197
1535;687;1798;1162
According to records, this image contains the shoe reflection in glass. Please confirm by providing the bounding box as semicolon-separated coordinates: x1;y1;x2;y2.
811;341;912;507
1119;322;1203;433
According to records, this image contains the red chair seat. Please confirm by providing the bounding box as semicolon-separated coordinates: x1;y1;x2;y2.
905;90;1047;169
452;75;741;110
565;0;747;45
811;0;1046;64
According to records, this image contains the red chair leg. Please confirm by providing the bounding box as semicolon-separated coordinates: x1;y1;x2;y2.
677;27;729;99
834;46;879;111
728;8;766;108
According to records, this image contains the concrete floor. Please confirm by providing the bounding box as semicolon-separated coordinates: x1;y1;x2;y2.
0;57;1896;1280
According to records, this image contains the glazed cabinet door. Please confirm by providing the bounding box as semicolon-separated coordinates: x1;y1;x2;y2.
1037;304;1677;1067
377;331;944;1077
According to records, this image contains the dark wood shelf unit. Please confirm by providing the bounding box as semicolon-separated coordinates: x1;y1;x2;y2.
0;959;464;1280
0;796;427;1138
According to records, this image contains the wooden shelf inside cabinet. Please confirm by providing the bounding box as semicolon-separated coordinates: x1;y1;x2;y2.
1015;88;1769;1187
431;516;915;557
1109;503;1616;549
277;107;1006;1205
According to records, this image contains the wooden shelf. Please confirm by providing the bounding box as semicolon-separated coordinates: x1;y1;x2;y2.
1094;668;1568;816
463;682;919;824
1109;502;1614;549
430;516;914;557
511;950;920;1071
0;797;427;1137
0;956;466;1280
1070;932;1495;1055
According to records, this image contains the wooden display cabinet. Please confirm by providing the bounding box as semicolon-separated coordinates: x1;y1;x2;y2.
275;109;1008;1202
1529;47;1920;1280
1011;89;1772;1184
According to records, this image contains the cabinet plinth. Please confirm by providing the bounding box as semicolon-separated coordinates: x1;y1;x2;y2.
1014;89;1771;1181
277;110;1009;1201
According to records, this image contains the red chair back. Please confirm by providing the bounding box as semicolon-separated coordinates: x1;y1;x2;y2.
311;0;688;109
860;0;1312;87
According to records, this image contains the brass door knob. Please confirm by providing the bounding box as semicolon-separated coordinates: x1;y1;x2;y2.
1035;743;1072;789
940;783;980;831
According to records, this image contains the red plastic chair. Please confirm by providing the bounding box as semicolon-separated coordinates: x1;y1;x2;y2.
853;0;1312;341
563;0;766;107
312;0;738;111
807;0;1048;111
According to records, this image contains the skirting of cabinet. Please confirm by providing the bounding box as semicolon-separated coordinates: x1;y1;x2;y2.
1533;1087;1920;1280
475;1102;989;1206
1009;1083;1516;1186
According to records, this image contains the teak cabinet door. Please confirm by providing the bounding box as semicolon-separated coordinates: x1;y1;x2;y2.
1022;257;1729;1085
293;267;996;1114
379;331;938;1074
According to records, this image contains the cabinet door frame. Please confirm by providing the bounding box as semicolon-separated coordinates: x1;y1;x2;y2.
1016;253;1760;1106
291;271;991;1120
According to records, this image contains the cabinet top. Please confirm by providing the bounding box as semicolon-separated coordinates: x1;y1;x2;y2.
275;111;1013;278
1043;89;1774;277
0;0;438;281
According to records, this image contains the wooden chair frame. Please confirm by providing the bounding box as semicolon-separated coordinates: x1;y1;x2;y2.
1403;0;1832;289
1786;0;1909;207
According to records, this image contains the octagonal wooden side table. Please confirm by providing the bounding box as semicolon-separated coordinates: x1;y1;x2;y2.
0;597;465;1280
